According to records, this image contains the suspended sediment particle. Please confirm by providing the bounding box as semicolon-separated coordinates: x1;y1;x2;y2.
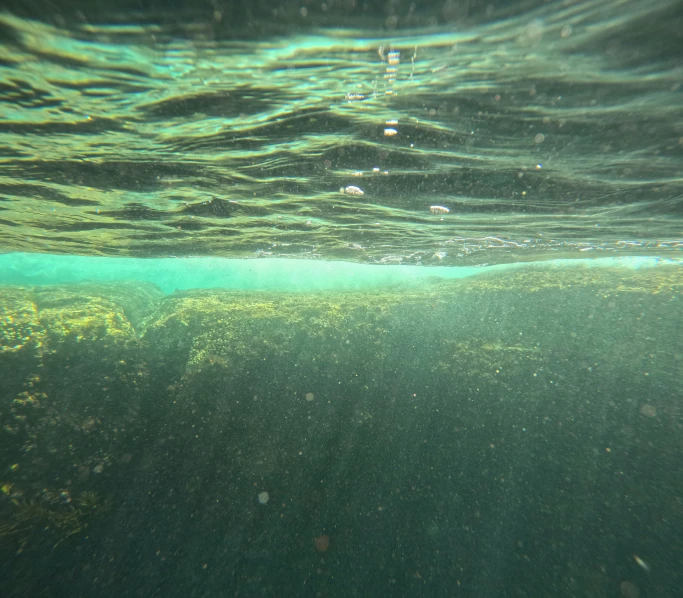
639;404;656;418
314;534;330;552
341;186;364;196
430;205;449;214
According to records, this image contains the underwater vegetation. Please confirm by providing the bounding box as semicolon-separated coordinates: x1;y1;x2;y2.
0;489;112;553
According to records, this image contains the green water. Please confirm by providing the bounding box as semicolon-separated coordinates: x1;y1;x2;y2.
1;2;682;597
0;252;678;292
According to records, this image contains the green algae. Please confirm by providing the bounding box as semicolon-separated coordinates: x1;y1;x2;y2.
0;488;112;552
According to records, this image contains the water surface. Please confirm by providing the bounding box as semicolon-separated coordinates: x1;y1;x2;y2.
1;0;681;265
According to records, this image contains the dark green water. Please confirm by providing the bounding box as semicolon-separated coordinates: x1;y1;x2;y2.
1;266;682;597
1;1;682;597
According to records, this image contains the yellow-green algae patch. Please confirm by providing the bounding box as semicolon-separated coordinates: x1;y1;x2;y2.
454;263;683;294
432;339;544;381
0;287;44;354
142;288;403;377
0;282;161;522
35;288;139;346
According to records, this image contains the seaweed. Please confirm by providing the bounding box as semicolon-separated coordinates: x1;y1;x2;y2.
0;489;112;552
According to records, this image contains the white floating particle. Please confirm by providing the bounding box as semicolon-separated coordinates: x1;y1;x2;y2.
430;205;449;214
258;491;270;504
384;128;398;136
342;185;364;196
346;92;365;102
634;555;650;572
640;404;657;418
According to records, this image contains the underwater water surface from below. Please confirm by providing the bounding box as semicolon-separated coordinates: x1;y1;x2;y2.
1;0;683;597
0;0;681;265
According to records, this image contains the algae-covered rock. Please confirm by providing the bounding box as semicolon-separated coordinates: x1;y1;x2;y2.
445;263;683;294
0;286;44;355
433;338;544;381
140;289;396;380
0;282;163;512
0;262;681;575
0;287;46;403
33;281;164;346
